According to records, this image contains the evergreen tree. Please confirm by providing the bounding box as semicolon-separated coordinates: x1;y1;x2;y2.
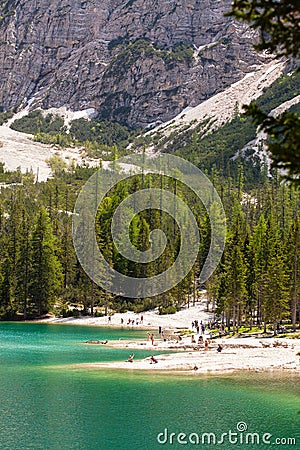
286;216;300;331
262;216;290;334
29;207;63;316
223;206;248;332
15;210;31;318
0;256;13;318
249;215;268;326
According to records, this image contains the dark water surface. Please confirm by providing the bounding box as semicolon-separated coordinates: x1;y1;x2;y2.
0;323;299;449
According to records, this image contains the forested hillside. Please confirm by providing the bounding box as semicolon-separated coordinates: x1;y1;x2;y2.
0;54;299;334
0;160;298;334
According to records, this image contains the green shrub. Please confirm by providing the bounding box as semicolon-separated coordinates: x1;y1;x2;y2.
70;118;132;148
159;305;177;315
11;110;65;134
0;110;13;125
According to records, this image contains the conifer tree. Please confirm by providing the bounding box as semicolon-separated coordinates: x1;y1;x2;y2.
29;207;63;316
262;216;290;334
286;216;300;331
249;214;268;326
0;256;13;317
223;207;248;332
15;209;31;318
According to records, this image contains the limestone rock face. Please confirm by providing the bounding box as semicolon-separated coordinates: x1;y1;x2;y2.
0;0;268;127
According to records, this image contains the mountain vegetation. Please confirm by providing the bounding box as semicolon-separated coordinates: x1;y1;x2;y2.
10;111;138;159
227;0;300;181
0;160;298;334
0;0;299;335
132;70;300;185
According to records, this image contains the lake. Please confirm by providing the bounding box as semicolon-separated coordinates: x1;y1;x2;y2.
0;323;299;449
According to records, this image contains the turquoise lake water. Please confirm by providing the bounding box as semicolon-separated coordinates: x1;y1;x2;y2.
0;323;299;450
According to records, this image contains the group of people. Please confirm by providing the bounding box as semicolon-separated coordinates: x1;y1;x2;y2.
127;353;158;364
191;336;223;352
147;332;155;345
191;319;229;339
119;315;144;326
126;324;223;366
193;336;209;350
191;320;206;335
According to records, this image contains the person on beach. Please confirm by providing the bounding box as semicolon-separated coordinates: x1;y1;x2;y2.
191;335;196;343
147;332;151;341
161;330;165;340
108;315;111;323
204;340;208;351
140;315;143;324
198;336;203;344
151;334;154;345
150;355;158;364
121;318;124;325
217;344;223;353
127;353;134;362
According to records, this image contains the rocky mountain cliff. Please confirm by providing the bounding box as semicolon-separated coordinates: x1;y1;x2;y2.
0;0;270;127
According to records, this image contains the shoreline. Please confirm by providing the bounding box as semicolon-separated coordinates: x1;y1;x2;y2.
73;364;300;376
77;335;300;375
32;304;300;375
36;304;212;331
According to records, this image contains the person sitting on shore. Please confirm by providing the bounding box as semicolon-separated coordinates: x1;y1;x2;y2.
204;340;209;351
150;355;158;364
198;336;203;344
127;353;134;362
191;335;196;343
